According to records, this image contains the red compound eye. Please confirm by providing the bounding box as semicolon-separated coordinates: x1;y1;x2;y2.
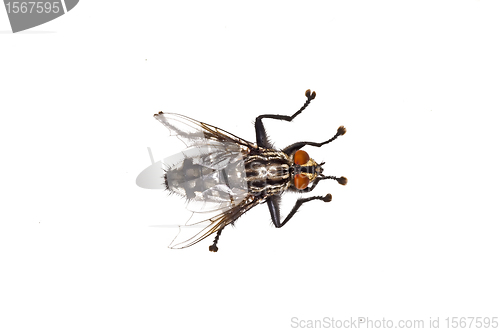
294;150;309;165
294;173;310;190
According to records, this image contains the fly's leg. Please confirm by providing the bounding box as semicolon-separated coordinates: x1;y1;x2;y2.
267;194;333;228
282;126;346;156
209;227;224;252
266;176;347;227
255;89;316;148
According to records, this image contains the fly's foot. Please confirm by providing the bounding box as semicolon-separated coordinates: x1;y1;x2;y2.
305;89;316;101
209;228;223;252
335;176;348;186
337;126;346;136
323;194;332;202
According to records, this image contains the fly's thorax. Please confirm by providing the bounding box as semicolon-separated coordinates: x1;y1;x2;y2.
244;150;292;195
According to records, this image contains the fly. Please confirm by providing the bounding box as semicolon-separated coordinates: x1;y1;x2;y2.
136;89;347;252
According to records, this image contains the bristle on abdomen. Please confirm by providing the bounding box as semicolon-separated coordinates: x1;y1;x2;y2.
164;172;169;190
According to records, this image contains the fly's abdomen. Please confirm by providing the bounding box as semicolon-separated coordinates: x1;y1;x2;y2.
245;150;292;196
163;145;249;205
164;158;213;199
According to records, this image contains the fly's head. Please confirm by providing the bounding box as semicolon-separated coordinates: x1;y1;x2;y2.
291;150;347;190
290;150;319;189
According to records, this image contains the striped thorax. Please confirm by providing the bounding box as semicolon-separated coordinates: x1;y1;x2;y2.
245;150;292;196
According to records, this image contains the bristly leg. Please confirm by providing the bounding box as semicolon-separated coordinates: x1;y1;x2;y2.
209;227;224;252
267;194;333;228
282;126;347;156
255;89;316;149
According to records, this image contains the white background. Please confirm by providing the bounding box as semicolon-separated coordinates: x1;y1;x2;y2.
1;1;499;331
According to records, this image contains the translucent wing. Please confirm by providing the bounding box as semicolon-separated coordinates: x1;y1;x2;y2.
169;197;261;249
137;141;250;213
153;112;257;150
137;112;256;212
137;112;262;248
